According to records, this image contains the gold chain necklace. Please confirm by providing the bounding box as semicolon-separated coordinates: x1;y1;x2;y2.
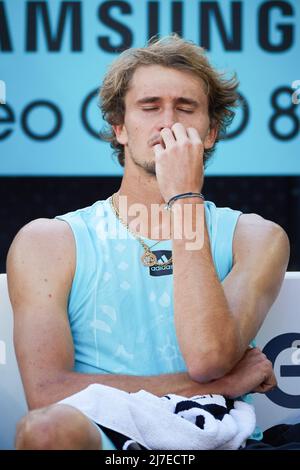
109;193;173;268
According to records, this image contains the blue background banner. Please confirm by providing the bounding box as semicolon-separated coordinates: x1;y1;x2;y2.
0;0;299;175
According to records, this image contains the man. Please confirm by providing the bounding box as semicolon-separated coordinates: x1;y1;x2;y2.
7;36;290;450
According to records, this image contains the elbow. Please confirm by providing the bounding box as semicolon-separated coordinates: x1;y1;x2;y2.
185;322;244;383
187;342;242;383
187;356;228;383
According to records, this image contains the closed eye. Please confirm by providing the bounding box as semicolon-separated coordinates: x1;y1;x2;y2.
142;107;194;113
178;108;194;113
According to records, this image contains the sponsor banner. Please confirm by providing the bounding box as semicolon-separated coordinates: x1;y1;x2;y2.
0;0;299;175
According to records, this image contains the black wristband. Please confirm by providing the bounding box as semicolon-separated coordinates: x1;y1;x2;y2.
164;192;205;210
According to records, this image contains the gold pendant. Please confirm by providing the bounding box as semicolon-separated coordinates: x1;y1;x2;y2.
141;251;158;267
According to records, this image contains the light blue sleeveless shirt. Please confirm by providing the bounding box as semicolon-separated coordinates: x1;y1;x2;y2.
56;197;262;440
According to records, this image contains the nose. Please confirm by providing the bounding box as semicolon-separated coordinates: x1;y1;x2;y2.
157;108;177;131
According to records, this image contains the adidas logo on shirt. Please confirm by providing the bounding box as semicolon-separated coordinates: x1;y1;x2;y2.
149;250;173;277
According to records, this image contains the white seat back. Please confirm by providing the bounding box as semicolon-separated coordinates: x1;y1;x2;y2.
0;273;28;449
253;272;300;430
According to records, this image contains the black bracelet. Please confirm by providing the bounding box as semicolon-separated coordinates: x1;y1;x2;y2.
164;192;205;210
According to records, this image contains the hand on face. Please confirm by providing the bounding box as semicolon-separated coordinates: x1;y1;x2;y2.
153;122;205;203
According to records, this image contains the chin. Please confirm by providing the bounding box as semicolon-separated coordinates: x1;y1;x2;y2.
141;161;156;176
130;151;156;176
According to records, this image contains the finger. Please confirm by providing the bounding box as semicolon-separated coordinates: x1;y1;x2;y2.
171;122;188;142
268;372;277;388
153;143;164;158
253;382;277;393
251;382;269;393
160;128;175;148
186;127;202;144
252;371;277;393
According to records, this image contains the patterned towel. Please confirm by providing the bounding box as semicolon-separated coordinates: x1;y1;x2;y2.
59;384;256;450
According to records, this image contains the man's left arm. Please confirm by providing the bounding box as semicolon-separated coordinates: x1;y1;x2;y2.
222;212;290;353
172;207;290;383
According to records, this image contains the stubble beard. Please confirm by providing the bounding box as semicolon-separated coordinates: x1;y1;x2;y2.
127;146;157;177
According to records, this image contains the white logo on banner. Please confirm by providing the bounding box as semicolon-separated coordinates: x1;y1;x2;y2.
292;80;300;105
0;80;6;104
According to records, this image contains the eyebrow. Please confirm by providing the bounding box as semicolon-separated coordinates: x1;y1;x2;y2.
136;96;200;107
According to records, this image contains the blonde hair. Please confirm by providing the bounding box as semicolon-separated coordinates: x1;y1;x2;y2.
99;35;239;167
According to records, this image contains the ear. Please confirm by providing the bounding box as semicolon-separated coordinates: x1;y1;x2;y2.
204;124;218;149
112;124;128;145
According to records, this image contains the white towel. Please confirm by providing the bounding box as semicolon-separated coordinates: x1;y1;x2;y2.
59;384;256;450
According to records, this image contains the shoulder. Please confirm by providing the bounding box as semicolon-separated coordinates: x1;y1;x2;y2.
7;218;75;286
12;216;73;238
8;217;74;257
233;212;290;267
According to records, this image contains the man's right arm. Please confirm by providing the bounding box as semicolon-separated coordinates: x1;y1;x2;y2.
7;219;275;410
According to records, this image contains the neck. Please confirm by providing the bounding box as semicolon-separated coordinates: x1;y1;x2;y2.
119;160;165;207
113;160;171;240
